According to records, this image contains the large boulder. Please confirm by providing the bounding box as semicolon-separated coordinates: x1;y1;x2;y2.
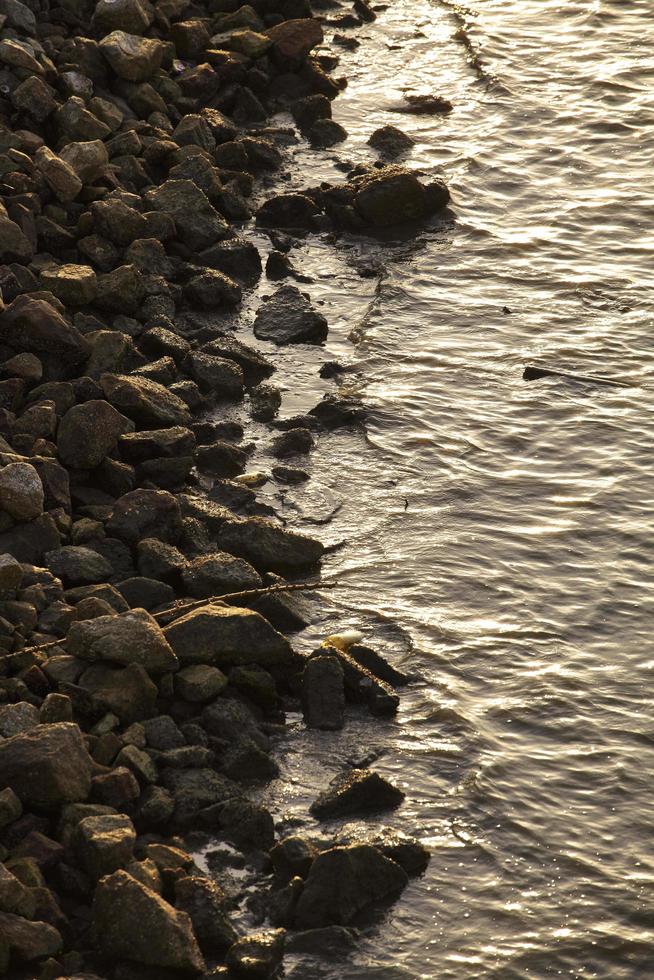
352;166;449;226
145;179;229;249
0;723;93;809
0;295;89;364
93;870;205;973
253;285;328;344
57;400;133;470
163;604;293;668
0;463;44;520
101;373;191;427
217;517;324;570
99;30;165;81
294;845;408;927
67;608;178;674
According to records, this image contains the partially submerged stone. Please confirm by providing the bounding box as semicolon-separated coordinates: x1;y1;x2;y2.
218;516;324;571
310;769;405;820
302;653;345;730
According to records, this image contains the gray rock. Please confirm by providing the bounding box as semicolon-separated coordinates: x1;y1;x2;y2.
160;767;239;825
353;165;449;226
35;146;82;202
93;0;154;34
186;352;244;397
0;462;44;520
164;603;293;668
40;263;98;306
0;213;32;263
92;870;205;972
96;264;145;314
301;653;344;730
294;844;408;927
0;722;93;809
253;285;328;345
0;295;89;364
45;546;112;585
59;139;109;182
101;373;191;427
0;553;22;590
67;608;178;674
118;426;195;463
185;271;242;310
0;911;62;962
143;715;185;750
310;769;405;820
367;125;415;157
270;835;319;880
55;97;111;142
218;516;324;571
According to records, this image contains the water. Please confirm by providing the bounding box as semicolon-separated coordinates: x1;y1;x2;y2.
228;1;654;976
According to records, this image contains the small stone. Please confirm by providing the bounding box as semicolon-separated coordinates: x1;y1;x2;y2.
101;373;191;428
225;929;285;978
185;270;242;310
0;702;40;737
35;146;82;202
181;552;261;598
368;125;415;157
59;140;109;183
0;462;43;520
253;285;328;345
265;18;323;59
74;813;136;878
175;664;228;703
93;0;154;34
302;654;344;731
145;179;229;250
0;723;93;809
0;553;23;590
44;546;112;586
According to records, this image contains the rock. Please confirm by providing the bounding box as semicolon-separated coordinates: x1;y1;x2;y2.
359;830;430;876
0;786;22;828
119;426;195;463
187;352;244;397
91;200;148;247
256;193;319;230
0;723;93;809
0;911;62;962
347;642;409;688
181;552;261;598
218;517;324;571
101;373;191;428
368;125;415;157
326;645;399;716
56;97;111;142
143;714;185;750
0;552;23;590
106;489;182;544
117;576;175;610
175;664;228;702
265;18;323;59
302;654;344;731
0;212;32;263
93;0;154;35
353;166;449;226
0;462;44;520
272;427;314;457
35;146;82;202
186;271;242;310
164;604;293;668
308;118;347;148
78;662;158;724
45;546;112;586
195;440;247;478
160;767;238;825
174;875;237;953
310;769;405;820
74;813;136;878
96;265;145;314
67;608;178;674
12;75;57;122
253;285;327;345
0;863;36;917
199;797;275;851
145;179;229;250
58;400;133;470
0;295;89;364
271;835;319;880
225;929;285;978
116;743;157;783
40;264;98;307
93;870;205;973
294;844;408;927
59;139;110;182
99;30;165;81
0;702;40;737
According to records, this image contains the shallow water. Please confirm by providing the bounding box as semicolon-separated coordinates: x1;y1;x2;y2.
229;1;654;976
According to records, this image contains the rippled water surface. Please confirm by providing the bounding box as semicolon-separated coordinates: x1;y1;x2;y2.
235;1;654;976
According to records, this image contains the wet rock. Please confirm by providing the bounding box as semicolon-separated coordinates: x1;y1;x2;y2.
0;462;43;520
0;295;89;364
174;874;237;953
187;352;244;397
225;928;285;978
270;835;319;880
272;464;309;485
107;488;182;544
200;238;262;286
99;31;165;82
45;546;112;586
118;426;195;463
302;653;344;730
195;440;247;478
311;769;405;820
221;737;279;783
67;608;178;675
79;662;158;724
308;118;347;147
272;427;314;457
186;270;242;310
160;767;238;825
93;869;205;973
348;642;409;688
74;813;136;878
0;723;93;809
200;797;275;851
57;400;133;470
164;604;293;668
253;285;327;345
284;925;357;955
326;645;399;716
353;165;449;226
101;373;191;428
256;193;319;231
175;664;228;703
181;552;261;598
145;179;229;250
359;830;430;876
265;18;323;59
401;93;453;114
294;844;408;927
367;125;415;157
0;911;62;963
218;516;324;571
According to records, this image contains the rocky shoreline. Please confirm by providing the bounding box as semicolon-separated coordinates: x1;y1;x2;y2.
0;0;450;974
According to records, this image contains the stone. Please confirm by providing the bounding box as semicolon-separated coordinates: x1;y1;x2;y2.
0;723;93;809
187;352;244;396
45;546;111;586
202;797;274;851
0;213;32;263
117;576;174;610
119;426;195;463
12;76;57;122
185;271;242;310
55;97;111;142
57;400;133;470
195;440;247;478
0;38;43;74
0;295;89;364
359;829;430;876
310;769;405;820
253;285;328;345
174;874;236;953
59;140;109;183
0;462;43;520
40;264;97;307
368;125;415;157
218;517;324;571
116;743;157;783
308;118;348;148
93;870;205;972
0;911;62;962
0;552;23;590
145;179;229;250
78;662;158;724
294;844;408;928
96;265;145;314
39;693;73;724
93;0;154;35
99;31;165;82
74;813;136;878
175;664;227;702
0;702;40;737
163;604;293;668
353;165;448;226
35;146;82;202
101;373;191;428
1;0;36;34
327;645;399;716
142;715;184;750
67;608;178;674
265;18;323;59
272;427;314;458
256;192;318;230
0;787;22;828
160;767;238;825
106;488;182;544
225;929;285;978
270;836;318;880
181;552;261;599
302;654;344;730
0;864;36;917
